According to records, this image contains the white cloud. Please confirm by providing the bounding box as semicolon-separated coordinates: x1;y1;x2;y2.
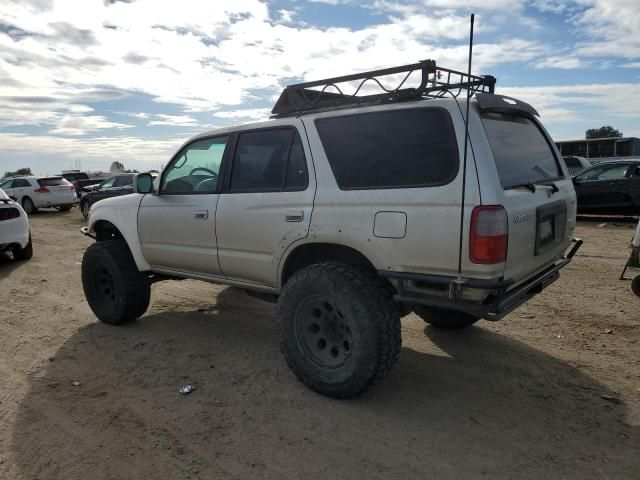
0;132;182;167
535;55;589;69
0;0;637;170
48;114;132;136
213;108;270;122
147;114;199;127
499;83;640;123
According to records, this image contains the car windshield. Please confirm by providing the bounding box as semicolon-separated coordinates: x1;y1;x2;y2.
481;112;562;189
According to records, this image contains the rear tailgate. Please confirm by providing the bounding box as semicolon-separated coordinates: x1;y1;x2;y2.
37;177;76;201
480;112;576;287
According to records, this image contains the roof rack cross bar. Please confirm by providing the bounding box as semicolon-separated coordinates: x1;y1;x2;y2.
271;60;495;117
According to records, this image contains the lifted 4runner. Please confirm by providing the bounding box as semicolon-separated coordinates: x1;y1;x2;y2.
81;61;581;398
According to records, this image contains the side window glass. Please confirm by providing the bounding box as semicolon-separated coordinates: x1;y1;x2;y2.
162;136;228;194
1;180;13;189
118;176;133;187
230;129;293;191
578;164;628;181
598;164;629;181
100;177;117;189
14;179;29;187
285;133;309;190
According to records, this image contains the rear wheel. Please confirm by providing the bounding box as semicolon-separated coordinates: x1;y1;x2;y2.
22;197;37;215
82;240;150;325
414;305;480;330
12;234;33;261
278;263;401;398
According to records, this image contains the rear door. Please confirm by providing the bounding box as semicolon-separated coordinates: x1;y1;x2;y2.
627;163;640;210
479;112;575;285
11;178;34;204
215;124;314;286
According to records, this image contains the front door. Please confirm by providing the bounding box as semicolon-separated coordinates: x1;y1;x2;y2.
138;135;230;276
574;162;631;210
216;124;314;287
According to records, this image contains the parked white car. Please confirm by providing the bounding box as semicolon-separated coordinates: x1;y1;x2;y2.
0;176;77;214
0;188;32;260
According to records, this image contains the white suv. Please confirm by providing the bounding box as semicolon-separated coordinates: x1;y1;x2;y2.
0;176;77;214
80;61;581;398
0;188;32;260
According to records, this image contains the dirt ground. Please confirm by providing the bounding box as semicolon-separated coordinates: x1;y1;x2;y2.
0;208;639;480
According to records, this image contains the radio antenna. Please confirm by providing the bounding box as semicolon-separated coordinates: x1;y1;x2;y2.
454;13;476;290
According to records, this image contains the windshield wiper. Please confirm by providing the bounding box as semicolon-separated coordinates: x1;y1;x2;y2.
505;181;559;194
506;182;536;192
537;182;559;193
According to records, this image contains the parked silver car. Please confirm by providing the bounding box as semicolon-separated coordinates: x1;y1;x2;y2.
0;188;32;260
0;176;77;214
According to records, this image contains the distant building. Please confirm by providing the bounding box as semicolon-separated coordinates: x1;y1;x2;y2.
555;137;640;162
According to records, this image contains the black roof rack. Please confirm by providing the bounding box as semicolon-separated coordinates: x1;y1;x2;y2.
271;59;496;117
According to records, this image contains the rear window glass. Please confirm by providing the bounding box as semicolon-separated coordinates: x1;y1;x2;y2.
38;177;70;187
63;173;88;181
315;108;459;189
481;113;562;189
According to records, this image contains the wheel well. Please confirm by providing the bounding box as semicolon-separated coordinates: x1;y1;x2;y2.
93;220;124;241
281;243;376;285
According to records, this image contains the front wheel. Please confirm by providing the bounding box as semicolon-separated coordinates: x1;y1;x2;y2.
12;234;33;261
80;200;90;220
632;275;640;298
82;240;150;325
278;263;401;398
414;305;480;330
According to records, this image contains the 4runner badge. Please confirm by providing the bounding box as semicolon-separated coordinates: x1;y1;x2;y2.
514;212;533;224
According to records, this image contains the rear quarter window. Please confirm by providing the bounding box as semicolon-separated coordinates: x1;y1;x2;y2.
315;108;459;190
481;113;562;189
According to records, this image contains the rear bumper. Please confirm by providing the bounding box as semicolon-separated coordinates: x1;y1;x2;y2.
34;198;78;207
380;238;583;321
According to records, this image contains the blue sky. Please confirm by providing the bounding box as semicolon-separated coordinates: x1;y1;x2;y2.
0;0;639;175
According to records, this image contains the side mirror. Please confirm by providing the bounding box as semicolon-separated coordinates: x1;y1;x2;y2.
133;173;154;194
9;195;17;201
572;177;581;185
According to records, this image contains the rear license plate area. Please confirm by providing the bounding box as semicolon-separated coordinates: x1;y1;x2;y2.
535;200;567;256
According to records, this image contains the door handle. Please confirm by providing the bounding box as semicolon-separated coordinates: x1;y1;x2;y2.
194;209;209;220
284;209;304;222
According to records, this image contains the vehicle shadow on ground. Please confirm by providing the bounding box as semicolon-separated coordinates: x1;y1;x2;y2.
11;287;640;480
0;251;26;276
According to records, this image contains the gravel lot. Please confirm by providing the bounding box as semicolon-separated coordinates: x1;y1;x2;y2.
1;208;639;479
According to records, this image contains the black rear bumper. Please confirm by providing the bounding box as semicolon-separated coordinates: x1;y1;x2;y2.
380;238;583;321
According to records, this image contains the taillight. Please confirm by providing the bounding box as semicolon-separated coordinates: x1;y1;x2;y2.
470;205;508;264
34;187;49;193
